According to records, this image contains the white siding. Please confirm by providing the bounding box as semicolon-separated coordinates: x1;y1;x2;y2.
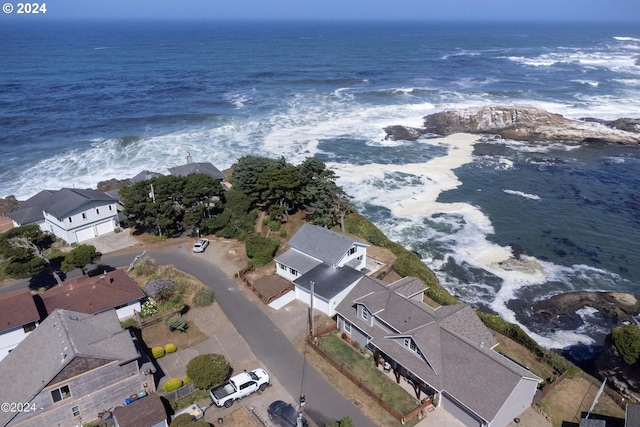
115;302;141;321
0;326;34;361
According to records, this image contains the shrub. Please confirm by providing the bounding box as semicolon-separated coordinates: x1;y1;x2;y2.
145;279;178;302
476;311;545;358
186;354;230;390
140;300;158;318
165;343;178;354
164;315;188;333
183;375;192;385
134;256;156;276
164;378;183;392
192;287;215;307
120;317;137;329
612;325;640;365
152;346;166;359
245;234;280;267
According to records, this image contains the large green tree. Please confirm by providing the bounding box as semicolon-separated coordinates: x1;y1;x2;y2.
61;244;102;274
0;225;60;283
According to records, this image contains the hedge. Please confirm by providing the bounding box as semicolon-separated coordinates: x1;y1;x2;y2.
152;346;166;359
165;343;177;354
164;378;183;392
186;354;230;390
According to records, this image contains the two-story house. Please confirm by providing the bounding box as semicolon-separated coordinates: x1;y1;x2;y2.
335;276;542;427
38;269;146;321
0;309;155;427
0;288;39;361
7;188;119;245
274;223;369;316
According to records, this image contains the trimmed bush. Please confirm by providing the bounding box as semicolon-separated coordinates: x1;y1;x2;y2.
165;343;178;354
183;375;192;385
186;354;230;390
151;346;166;359
192;287;215;307
164;378;183;392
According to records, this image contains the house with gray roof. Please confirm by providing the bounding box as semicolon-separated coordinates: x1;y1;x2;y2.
273;223;369;316
0;288;39;362
168;153;226;181
0;309;154;427
335;276;542;427
7;188;119;245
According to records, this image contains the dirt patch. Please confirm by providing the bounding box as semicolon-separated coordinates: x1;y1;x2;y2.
208;406;261;427
538;372;625;426
139;311;208;349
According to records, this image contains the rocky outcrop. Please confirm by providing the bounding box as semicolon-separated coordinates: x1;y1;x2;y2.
533;291;640;324
596;334;640;404
384;105;640;144
0;196;20;216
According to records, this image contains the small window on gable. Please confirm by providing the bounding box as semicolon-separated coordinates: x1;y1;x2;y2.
96;208;100;215
51;385;70;403
361;307;369;322
72;406;80;417
82;213;87;220
68;217;72;223
108;205;113;211
349;246;356;255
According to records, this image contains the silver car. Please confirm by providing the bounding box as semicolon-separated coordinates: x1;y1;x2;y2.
192;238;209;253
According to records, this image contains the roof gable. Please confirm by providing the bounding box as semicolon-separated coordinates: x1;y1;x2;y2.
45;188;116;218
168;162;226;180
0;288;39;333
287;224;367;266
40;269;145;316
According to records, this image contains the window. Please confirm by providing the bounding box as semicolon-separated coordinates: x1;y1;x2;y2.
404;338;418;353
95;208;100;215
348;246;356;255
344;321;352;333
361;307;369;322
23;322;36;333
51;385;70;402
72;406;80;417
289;267;298;276
108;205;113;211
68;217;72;223
82;213;87;220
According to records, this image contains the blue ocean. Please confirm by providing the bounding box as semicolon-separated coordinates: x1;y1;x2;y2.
1;20;639;351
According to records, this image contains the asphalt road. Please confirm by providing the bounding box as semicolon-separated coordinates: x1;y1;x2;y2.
102;245;377;427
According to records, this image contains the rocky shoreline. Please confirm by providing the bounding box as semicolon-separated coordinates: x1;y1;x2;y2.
533;291;640;325
384;105;640;144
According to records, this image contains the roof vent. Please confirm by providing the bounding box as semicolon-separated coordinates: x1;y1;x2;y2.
187;152;193;164
69;315;79;321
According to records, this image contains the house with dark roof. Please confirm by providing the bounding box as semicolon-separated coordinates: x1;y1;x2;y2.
168;153;226;181
0;288;40;361
0;309;155;427
274;223;369;316
335;276;542;427
38;269;146;321
111;393;168;427
7;188;119;245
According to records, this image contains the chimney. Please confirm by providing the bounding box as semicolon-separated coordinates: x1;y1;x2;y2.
186;152;193;164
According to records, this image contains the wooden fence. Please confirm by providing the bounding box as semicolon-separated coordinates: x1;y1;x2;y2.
307;334;433;424
161;382;197;402
135;307;182;329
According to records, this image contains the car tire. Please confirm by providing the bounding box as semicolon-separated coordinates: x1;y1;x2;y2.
224;399;234;408
259;383;267;392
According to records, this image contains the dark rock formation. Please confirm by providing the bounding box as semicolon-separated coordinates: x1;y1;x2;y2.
596;334;640;403
533;291;640;324
385;105;640;144
96;178;132;193
0;195;20;216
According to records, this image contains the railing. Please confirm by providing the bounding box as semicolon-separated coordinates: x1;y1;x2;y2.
161;382;196;402
307;333;432;424
136;307;183;328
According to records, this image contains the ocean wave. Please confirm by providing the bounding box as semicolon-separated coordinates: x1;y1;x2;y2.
503;189;541;200
614;36;640;43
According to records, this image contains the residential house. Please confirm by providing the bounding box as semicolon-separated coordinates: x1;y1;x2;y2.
0;308;155;427
38;269;146;321
112;394;168;427
0;288;39;361
274;223;369;316
168;153;226;181
7;188;119;245
335;276;542;427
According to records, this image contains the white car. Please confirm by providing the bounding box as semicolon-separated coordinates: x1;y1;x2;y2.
192;238;209;253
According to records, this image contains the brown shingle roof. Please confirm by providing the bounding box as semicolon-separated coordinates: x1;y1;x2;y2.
0;288;39;333
112;393;167;427
40;269;145;316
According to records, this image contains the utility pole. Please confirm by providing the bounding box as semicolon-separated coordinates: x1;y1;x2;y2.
309;281;315;337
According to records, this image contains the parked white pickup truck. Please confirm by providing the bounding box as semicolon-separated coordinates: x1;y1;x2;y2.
210;368;270;408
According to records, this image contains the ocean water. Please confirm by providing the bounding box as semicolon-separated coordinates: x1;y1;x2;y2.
1;20;639;351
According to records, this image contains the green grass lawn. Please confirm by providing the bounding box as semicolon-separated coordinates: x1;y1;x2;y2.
318;333;419;414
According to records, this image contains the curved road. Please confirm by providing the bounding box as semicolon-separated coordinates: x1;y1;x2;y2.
103;244;377;427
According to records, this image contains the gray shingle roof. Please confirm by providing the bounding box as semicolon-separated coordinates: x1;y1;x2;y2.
293;264;364;301
287;223;367;266
335;275;541;424
168;162;226;180
0;309;139;426
274;249;322;275
131;170;164;182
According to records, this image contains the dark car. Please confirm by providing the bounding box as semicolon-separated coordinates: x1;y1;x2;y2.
267;400;309;427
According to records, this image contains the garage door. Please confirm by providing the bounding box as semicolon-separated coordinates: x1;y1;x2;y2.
441;393;483;427
95;220;114;236
75;226;95;243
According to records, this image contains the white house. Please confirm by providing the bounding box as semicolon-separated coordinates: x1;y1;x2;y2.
7;188;119;245
273;223;369;316
0;288;40;361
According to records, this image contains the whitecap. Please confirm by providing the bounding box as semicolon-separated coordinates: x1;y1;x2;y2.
503;189;541;200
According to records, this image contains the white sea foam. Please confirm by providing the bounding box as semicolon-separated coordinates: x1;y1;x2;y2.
503;189;541;200
614;36;640;43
